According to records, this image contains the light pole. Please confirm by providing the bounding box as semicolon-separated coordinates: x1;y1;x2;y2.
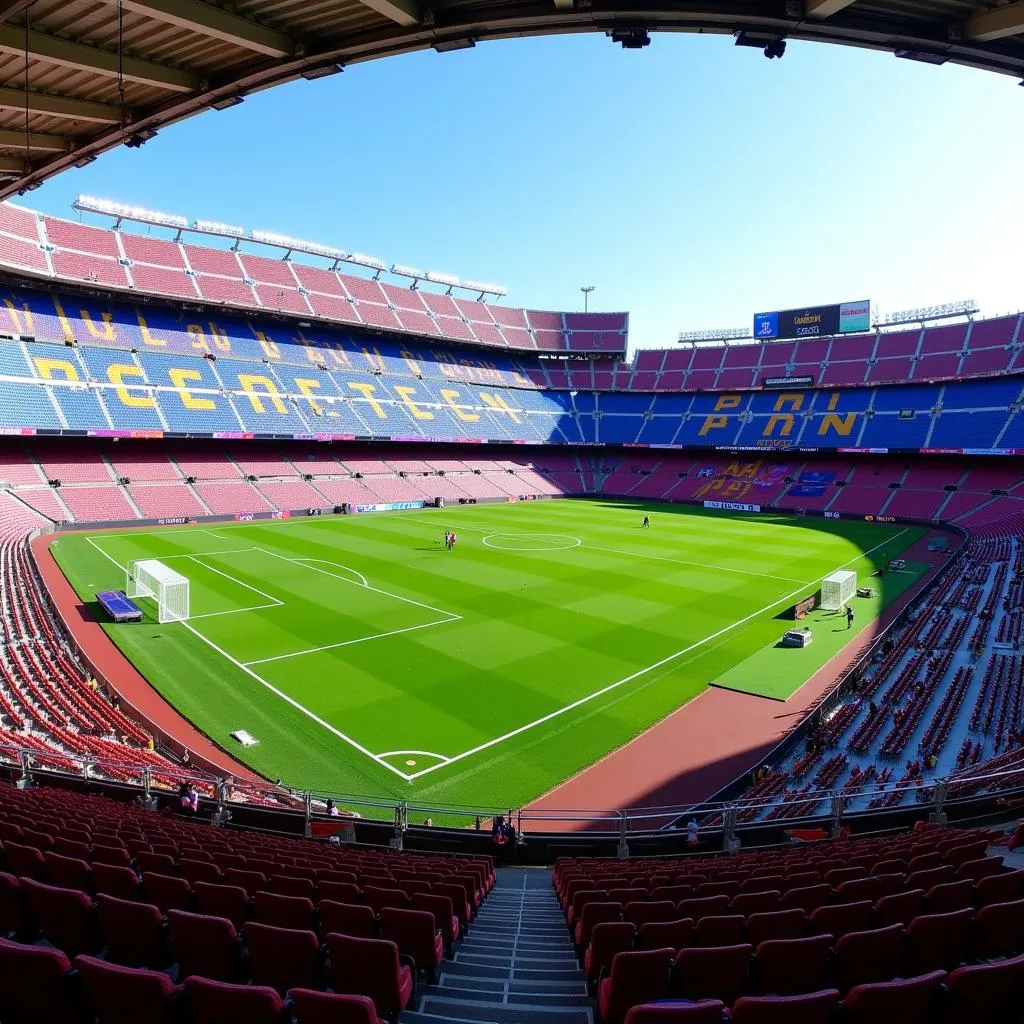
581;286;595;312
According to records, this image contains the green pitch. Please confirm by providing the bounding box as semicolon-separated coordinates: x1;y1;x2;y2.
50;500;923;810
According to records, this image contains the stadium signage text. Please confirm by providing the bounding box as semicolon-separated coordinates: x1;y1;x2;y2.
753;300;870;341
704;500;762;513
354;501;426;514
763;375;814;388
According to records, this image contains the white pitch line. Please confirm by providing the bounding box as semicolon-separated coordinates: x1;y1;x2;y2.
158;549;255;559
256;548;461;620
294;558;368;588
583;543;811;585
404;528;909;782
189;602;282;621
187;556;284;606
243;617;457;666
377;749;452;763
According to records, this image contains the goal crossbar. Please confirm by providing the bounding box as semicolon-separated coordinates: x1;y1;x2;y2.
821;569;857;612
126;558;190;623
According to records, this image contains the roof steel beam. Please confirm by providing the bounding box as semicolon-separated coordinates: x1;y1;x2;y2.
117;0;300;59
805;0;858;16
0;128;68;152
966;1;1024;42
0;26;200;92
0;87;123;124
352;0;421;29
0;1;33;22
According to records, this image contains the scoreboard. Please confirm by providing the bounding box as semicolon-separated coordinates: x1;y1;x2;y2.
753;300;870;341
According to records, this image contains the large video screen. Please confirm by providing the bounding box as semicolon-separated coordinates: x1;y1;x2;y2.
753;300;870;340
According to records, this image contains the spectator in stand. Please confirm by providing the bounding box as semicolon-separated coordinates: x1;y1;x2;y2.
179;782;199;816
325;799;340;817
686;818;700;847
925;752;937;772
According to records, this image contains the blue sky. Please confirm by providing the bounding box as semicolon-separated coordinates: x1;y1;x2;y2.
29;31;1024;352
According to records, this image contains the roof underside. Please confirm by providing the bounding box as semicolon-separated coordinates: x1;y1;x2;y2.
0;0;1021;199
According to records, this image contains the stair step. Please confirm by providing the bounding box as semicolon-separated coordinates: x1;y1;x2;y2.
422;988;593;1009
438;974;588;994
412;1003;592;1024
443;961;584;983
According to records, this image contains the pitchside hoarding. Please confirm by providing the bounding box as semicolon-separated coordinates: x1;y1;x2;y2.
753;300;870;340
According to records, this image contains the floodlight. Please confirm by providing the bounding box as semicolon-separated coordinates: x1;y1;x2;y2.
464;279;508;297
426;270;460;287
348;253;387;271
194;219;245;237
391;263;425;279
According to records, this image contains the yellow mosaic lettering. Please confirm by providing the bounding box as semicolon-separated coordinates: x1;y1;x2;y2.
395;384;434;420
347;381;388;419
33;356;80;381
168;367;215;410
107;364;155;408
440;387;479;422
238;373;287;414
136;313;167;348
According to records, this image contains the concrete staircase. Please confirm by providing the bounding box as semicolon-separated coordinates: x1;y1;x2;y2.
405;867;593;1024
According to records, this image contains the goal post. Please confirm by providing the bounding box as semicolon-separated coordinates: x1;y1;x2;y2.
821;569;857;612
126;559;190;624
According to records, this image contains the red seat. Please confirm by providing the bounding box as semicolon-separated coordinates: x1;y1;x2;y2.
185;976;284;1024
0;936;77;1023
141;872;193;915
636;918;693;952
673;943;752;1004
745;909;805;946
90;846;132;868
904;909;972;975
905;865;955;891
0;871;27;938
433;883;471;931
807;900;872;939
20;877;99;957
839;970;945;1024
956;855;1004;882
742;875;784;894
136;851;177;875
834;923;904;992
676;896;730;922
576;901;623;947
784;872;821;891
222;868;267;898
74;954;182;1024
167;908;242;982
43;852;93;894
731;988;840;1023
971;898;1024;959
92;863;140;902
625;900;675;927
319;880;360;904
698;880;741;899
179;858;222;885
597;947;674;1024
289;987;382;1024
753;934;831;996
568;888;608;926
326;933;414;1024
731;891;780;917
650;885;693;904
3;842;45;880
584;921;635;982
272;874;316;900
320;900;377;939
974;867;1024;906
872;888;923;928
97;894;168;968
194;881;248;927
695;914;745;947
253;890;316;931
411;892;459;948
922;880;973;915
940;953;1024;1023
245;921;322;994
380;907;444;981
623;1001;724;1022
778;885;830;914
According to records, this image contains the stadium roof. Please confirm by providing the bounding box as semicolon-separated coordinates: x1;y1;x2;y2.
0;0;1021;200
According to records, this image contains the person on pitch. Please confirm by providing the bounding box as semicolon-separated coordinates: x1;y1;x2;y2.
846;605;855;630
642;515;650;528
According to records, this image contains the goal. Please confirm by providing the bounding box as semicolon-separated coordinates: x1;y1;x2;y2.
821;569;857;612
126;559;190;624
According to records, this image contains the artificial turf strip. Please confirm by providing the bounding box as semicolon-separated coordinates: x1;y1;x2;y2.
50;499;922;811
710;560;929;701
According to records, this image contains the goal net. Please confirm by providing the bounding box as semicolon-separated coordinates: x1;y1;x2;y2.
126;559;190;624
821;569;857;612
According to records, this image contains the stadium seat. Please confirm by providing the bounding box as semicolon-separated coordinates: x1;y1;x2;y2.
971;898;1024;958
185;976;285;1024
4;841;45;880
411;892;459;948
253;889;316;931
0;871;27;938
676;896;730;922
576;901;624;947
753;934;831;996
320;900;378;939
20;877;99;956
904;909;973;974
222;867;267;897
731;890;781;917
940;953;1024;1022
778;885;830;914
141;872;193;915
179;858;222;885
43;851;93;893
695;914;745;947
75;954;182;1024
673;943;752;1005
167;909;243;982
872;888;924;927
597;947;674;1024
730;988;841;1024
834;923;905;991
245;920;323;994
974;868;1024;906
745;908;805;946
623;1001;725;1022
326;933;414;1024
272;873;316;900
922;880;974;915
92;863;140;901
584;921;636;983
193;881;249;927
96;894;168;968
0;936;77;1024
289;987;382;1024
636;918;694;951
839;970;945;1024
807;900;873;939
433;882;472;931
319;880;361;904
625;900;675;926
379;907;444;980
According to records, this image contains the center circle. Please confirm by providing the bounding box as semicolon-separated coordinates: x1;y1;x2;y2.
482;533;581;552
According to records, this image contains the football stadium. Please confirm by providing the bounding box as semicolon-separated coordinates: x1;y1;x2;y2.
0;2;1023;1022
